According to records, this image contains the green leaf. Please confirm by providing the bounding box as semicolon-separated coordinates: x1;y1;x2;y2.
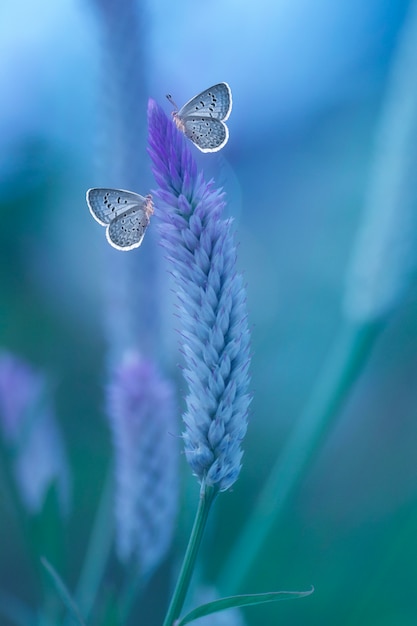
40;557;87;626
176;587;314;626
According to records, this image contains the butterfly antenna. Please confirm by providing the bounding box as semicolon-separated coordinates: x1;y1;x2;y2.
166;93;179;111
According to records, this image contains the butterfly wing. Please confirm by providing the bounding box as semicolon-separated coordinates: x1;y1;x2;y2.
178;83;232;121
86;188;153;251
181;116;228;153
86;188;146;226
106;206;151;251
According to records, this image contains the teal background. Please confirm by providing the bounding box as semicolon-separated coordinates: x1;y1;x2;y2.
1;1;417;624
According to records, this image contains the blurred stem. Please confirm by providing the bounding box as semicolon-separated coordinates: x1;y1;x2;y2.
117;572;143;625
65;465;114;624
0;438;42;593
162;484;217;626
346;500;417;625
218;320;382;594
0;438;72;625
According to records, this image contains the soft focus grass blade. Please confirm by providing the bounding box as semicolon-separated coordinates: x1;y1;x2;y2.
40;557;86;626
176;587;314;625
219;322;380;594
69;465;114;622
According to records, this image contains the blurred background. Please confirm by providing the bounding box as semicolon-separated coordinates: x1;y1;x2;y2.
1;0;417;624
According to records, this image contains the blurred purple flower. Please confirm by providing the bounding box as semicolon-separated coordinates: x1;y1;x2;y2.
147;100;251;492
90;0;164;365
0;351;71;516
107;350;178;576
89;0;148;189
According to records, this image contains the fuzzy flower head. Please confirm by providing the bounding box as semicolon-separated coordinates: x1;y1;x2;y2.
0;351;71;516
107;350;178;576
147;99;251;492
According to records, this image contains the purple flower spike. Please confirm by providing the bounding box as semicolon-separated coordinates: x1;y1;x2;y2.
0;351;71;516
147;100;251;492
107;350;178;575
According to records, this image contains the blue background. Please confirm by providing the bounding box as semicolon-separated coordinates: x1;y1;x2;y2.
1;1;417;624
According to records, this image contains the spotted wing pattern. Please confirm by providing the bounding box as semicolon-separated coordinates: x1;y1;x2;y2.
182;117;228;153
107;208;150;250
86;188;153;251
178;82;232;121
170;82;232;152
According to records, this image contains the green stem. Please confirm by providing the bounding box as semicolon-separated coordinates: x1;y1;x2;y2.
162;483;217;626
218;320;382;594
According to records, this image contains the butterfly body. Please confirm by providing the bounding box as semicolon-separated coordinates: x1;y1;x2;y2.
86;188;153;251
168;82;232;152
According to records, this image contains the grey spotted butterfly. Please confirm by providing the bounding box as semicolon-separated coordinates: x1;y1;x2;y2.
166;82;232;153
86;188;154;251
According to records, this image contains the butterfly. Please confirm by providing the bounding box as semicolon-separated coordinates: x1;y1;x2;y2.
86;188;154;251
166;82;232;153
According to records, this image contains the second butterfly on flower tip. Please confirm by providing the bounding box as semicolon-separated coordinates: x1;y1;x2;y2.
86;188;154;251
166;82;232;153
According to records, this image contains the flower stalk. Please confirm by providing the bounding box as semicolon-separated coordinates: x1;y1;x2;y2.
162;484;217;626
147;98;251;621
